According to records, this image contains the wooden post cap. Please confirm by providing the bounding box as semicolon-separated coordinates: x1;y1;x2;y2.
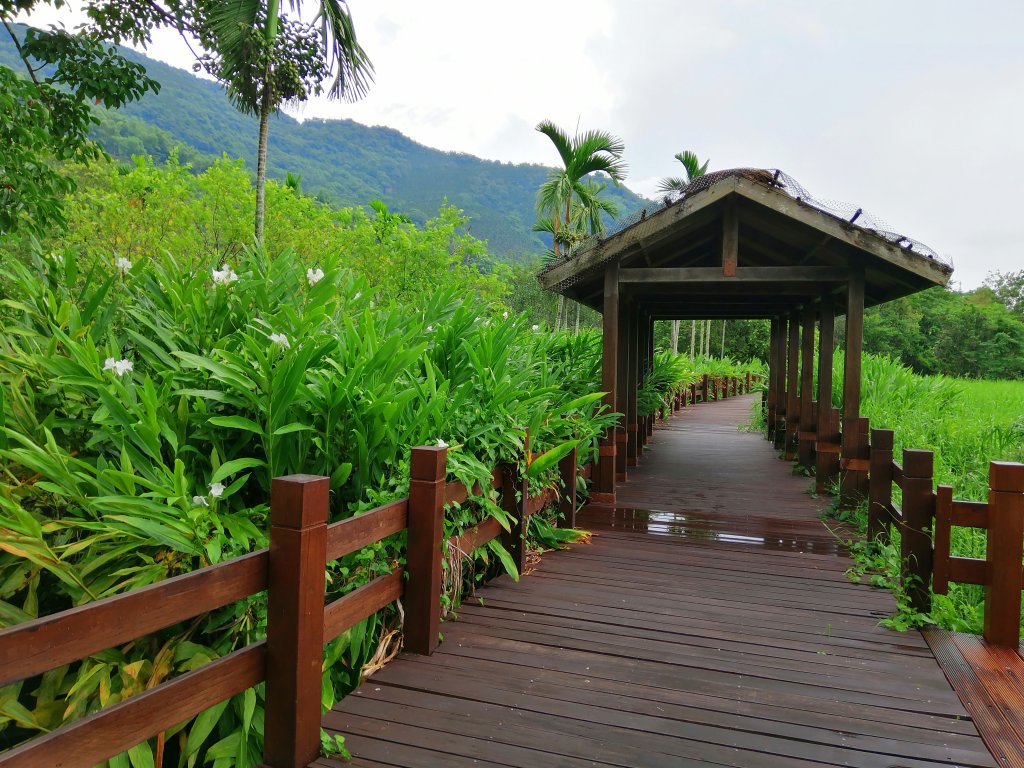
990;461;1024;493
902;449;934;479
270;475;329;529
871;429;895;450
411;446;447;480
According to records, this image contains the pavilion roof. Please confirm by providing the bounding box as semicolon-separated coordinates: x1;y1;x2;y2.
537;169;951;319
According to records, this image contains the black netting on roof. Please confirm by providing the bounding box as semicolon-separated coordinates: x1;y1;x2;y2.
539;168;948;292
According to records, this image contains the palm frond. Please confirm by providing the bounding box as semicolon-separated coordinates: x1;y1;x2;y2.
536;120;575;170
315;0;374;101
673;151;709;183
656;176;689;194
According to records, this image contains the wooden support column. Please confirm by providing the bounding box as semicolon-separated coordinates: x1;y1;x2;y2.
626;304;639;466
615;299;630;482
984;462;1024;647
840;267;866;506
815;297;837;492
595;262;619;502
647;315;655;439
867;429;895;545
784;310;800;460
773;315;788;449
767;317;779;441
901;449;934;614
798;304;816;468
501;435;529;577
264;475;329;768
722;202;738;277
405;446;447;655
557;445;578;528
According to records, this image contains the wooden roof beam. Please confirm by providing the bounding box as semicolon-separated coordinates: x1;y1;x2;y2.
619;266;849;284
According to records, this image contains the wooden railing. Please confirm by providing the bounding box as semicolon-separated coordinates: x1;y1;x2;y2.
668;374;760;415
0;443;580;768
860;428;1024;649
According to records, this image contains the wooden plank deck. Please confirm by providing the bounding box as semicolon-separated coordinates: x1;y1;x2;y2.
319;395;996;767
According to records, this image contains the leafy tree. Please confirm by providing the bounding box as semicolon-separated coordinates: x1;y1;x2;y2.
984;269;1024;318
194;0;373;242
0;20;158;239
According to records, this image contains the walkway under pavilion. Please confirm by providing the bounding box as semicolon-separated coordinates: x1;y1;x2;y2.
538;168;952;505
324;396;994;767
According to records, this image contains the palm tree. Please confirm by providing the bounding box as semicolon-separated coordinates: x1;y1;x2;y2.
200;0;373;242
535;121;627;259
535;120;626;329
659;150;710;354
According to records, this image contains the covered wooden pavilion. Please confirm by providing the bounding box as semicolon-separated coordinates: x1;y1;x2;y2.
538;169;952;503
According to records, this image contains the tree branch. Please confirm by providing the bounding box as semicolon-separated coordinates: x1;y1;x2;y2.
2;16;42;86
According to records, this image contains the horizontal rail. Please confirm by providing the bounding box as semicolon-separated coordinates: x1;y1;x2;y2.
948;557;987;587
525;486;558;517
450;517;504;553
0;641;266;768
324;569;404;643
326;499;408;562
892;461;903;489
0;549;268;688
444;467;503;506
951;500;989;529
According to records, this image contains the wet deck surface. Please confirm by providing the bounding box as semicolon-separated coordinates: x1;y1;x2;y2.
318;396;995;767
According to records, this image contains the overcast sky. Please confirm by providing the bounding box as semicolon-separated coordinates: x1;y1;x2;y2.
29;1;1024;288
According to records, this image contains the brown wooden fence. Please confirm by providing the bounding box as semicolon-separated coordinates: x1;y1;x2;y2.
859;427;1024;648
0;443;578;768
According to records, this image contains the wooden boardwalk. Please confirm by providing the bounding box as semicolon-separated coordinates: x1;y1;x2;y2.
320;396;995;768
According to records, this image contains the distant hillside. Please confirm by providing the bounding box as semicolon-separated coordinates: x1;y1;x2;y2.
0;31;648;259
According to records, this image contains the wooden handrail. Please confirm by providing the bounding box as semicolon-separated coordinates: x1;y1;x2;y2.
326;499;408;562
0;549;268;688
3;434;586;768
0;642;266;768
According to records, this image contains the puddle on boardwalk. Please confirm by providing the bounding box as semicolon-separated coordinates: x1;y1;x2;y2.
578;506;847;556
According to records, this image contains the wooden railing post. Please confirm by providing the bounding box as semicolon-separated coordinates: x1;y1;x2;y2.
867;429;895;546
405;445;447;655
702;374;709;403
984;462;1024;648
501;432;529;576
264;475;329;768
901;449;935;614
557;445;578;529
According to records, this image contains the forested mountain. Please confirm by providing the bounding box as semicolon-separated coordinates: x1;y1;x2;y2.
0;33;647;259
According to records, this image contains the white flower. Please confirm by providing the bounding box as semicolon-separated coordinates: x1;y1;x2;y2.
502;311;509;319
426;325;433;332
353;292;362;300
531;324;540;332
103;357;133;376
269;332;290;349
306;267;325;286
115;257;132;274
48;252;62;264
192;495;209;507
436;439;449;448
209;482;226;498
212;263;239;285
